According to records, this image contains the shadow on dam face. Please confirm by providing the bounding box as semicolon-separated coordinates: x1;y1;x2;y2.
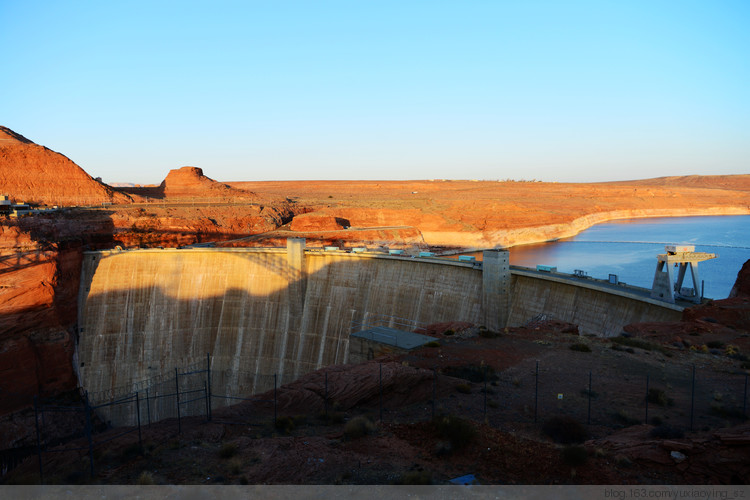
76;247;486;413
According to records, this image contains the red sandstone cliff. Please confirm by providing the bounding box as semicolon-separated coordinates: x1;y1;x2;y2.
0;126;132;206
0;215;115;417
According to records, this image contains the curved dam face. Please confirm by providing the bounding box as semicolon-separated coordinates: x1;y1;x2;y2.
76;241;490;421
76;241;682;424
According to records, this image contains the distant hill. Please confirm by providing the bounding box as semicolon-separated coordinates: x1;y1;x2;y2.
0;126;132;206
605;175;750;192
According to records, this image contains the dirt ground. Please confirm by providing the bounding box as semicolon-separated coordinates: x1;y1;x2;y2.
5;321;748;486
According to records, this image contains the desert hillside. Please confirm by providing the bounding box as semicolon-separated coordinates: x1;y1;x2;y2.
229;178;750;248
0;126;131;206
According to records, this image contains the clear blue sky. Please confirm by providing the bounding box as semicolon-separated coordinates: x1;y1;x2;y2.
3;1;748;184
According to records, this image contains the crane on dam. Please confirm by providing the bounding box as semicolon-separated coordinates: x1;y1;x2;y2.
650;245;716;304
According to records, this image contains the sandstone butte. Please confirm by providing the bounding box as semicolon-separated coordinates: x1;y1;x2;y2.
1;124;750;457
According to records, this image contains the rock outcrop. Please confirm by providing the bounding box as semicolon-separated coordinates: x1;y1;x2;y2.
729;259;750;298
0;126;131;206
289;213;348;232
159;166;256;199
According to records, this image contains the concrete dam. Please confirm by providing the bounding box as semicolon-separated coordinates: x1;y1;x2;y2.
76;239;682;423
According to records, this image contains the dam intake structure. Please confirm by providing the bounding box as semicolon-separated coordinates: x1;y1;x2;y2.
76;239;685;425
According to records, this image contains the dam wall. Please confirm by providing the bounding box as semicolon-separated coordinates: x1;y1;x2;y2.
76;243;683;425
76;244;488;423
507;269;683;336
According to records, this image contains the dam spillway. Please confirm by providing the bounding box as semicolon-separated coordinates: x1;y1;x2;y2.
76;241;683;424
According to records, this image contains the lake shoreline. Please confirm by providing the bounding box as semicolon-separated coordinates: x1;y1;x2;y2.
430;206;750;252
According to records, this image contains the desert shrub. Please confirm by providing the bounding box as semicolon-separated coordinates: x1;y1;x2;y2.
615;455;632;467
710;403;748;420
396;470;433;485
433;415;476;452
344;415;376;440
706;340;725;349
647;388;674;407
425;341;440;348
561;445;588;467
443;364;498;383
649;424;684;439
318;411;345;424
443;329;455;336
228;457;243;475
455;383;472;394
613;410;640;427
478;328;500;338
274;416;295;434
542;416;588;444
580;388;598;399
219;442;238;459
121;442;144;461
137;471;155;485
570;343;591;353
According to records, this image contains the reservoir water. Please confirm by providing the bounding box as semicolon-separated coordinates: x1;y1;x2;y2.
471;215;750;300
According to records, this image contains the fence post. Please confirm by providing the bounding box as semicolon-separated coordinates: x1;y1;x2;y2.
645;374;650;424
136;392;142;449
206;353;212;422
432;368;436;420
146;387;151;426
534;361;539;424
34;396;43;485
175;368;181;435
274;374;277;426
587;371;592;425
379;364;383;422
84;392;95;479
483;366;487;416
690;365;695;431
204;381;209;421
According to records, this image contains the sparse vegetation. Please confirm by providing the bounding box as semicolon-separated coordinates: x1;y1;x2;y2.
649;424;684;439
647;388;674;407
433;414;476;453
274;416;296;434
455;383;472;394
613;410;640;427
396;470;433;485
570;343;591;353
137;471;156;485
611;336;669;355
443;364;498;383
561;445;588;466
343;415;376;440
228;457;243;475
580;388;598;399
219;442;238;459
425;341;440;348
710;403;748;420
542;416;587;444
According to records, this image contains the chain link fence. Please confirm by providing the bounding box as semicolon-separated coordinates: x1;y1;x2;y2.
9;352;749;484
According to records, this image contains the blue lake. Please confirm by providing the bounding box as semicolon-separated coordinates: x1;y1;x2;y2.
505;215;750;300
